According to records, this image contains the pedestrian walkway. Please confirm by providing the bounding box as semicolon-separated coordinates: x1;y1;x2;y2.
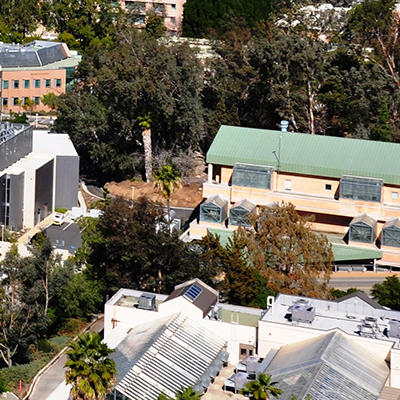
18;214;54;245
27;316;104;400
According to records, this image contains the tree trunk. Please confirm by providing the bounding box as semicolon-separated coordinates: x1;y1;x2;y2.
142;128;152;182
307;80;315;135
167;197;171;232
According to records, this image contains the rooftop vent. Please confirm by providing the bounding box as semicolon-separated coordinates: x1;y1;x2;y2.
137;293;156;310
359;318;379;338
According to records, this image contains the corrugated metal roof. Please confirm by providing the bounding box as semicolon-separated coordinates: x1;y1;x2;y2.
264;331;389;400
207;126;400;185
332;244;382;261
114;313;227;400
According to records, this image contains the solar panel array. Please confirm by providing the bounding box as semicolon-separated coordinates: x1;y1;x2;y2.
184;284;203;302
115;314;227;400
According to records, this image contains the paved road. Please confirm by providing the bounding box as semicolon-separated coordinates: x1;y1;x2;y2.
29;316;104;400
328;271;400;292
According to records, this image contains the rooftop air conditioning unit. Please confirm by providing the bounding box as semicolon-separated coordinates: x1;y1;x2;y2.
389;319;400;338
292;303;315;324
137;293;156;311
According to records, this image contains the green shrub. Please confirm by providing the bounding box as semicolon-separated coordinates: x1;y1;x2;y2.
38;339;52;353
0;358;51;390
59;318;82;335
55;208;68;214
0;378;8;393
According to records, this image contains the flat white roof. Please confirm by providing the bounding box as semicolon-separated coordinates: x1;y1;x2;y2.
33;131;78;157
3;153;53;175
262;293;400;345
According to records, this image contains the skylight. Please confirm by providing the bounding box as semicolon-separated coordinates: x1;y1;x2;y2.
184;284;202;302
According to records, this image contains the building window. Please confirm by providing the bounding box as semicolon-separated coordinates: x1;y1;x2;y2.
12;97;19;106
23;80;30;89
2;98;8;106
33;96;40;105
34;79;40;88
153;2;164;13
325;184;332;190
12;80;19;89
284;179;292;191
55;78;62;87
349;215;376;244
339;175;383;203
199;196;228;223
171;3;176;8
240;348;247;355
170;16;176;24
45;79;51;88
23;97;30;105
232;163;273;189
382;223;400;247
3;80;8;89
392;192;399;200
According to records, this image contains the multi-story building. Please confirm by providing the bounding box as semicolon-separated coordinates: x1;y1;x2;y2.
0;123;79;230
0;40;81;113
188;125;400;267
118;0;186;34
103;279;400;399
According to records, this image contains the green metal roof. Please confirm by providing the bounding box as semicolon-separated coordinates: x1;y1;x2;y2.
207;126;400;185
208;227;382;262
207;228;233;247
331;244;382;262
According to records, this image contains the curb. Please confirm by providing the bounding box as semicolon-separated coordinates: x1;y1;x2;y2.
23;315;103;400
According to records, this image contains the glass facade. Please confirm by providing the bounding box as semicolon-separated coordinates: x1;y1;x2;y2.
382;223;400;247
349;221;375;243
229;200;256;227
232;163;273;189
339;175;383;202
200;196;228;223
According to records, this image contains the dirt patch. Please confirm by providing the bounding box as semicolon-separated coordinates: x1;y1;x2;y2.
105;179;204;208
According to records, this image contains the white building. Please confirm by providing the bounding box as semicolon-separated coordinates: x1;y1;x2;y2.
105;281;400;399
0;124;79;230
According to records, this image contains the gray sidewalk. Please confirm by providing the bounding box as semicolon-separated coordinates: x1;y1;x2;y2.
28;316;104;400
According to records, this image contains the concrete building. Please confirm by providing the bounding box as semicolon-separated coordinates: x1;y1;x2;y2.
104;280;400;398
188;125;400;267
0;123;79;230
117;0;186;34
0;40;81;113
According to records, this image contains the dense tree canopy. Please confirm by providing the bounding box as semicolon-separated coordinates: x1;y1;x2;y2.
371;276;400;310
83;197;219;294
54;29;206;183
182;0;281;38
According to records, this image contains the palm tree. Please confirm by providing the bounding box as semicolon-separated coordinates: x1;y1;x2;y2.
65;331;116;400
240;373;282;399
138;113;152;182
153;164;182;229
158;387;200;400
